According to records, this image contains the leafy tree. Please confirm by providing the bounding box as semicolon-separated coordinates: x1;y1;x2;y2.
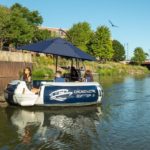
0;5;10;49
88;26;114;61
67;22;93;52
0;3;49;47
5;10;34;47
10;3;43;25
131;47;147;65
112;40;125;61
33;27;52;42
10;3;44;45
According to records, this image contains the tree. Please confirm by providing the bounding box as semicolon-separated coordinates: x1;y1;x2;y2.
33;27;52;42
10;3;43;25
10;3;44;45
112;40;125;61
0;5;10;49
88;26;114;61
0;3;48;47
5;10;35;47
67;22;93;52
131;47;147;65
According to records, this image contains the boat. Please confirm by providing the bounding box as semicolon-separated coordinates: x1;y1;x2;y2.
4;38;103;107
4;80;103;106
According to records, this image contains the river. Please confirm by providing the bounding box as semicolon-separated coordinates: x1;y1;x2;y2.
0;75;150;150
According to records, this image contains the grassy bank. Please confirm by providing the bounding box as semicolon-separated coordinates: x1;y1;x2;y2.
32;56;150;77
32;55;54;78
96;62;150;76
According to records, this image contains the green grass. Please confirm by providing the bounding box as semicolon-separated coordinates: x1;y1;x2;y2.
32;55;54;77
96;62;150;76
32;55;150;77
33;55;53;66
32;67;53;77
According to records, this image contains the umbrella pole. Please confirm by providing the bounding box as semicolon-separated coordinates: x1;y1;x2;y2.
71;59;73;67
76;59;78;69
55;55;58;73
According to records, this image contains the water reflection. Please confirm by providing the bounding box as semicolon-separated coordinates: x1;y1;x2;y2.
4;106;102;150
99;76;125;88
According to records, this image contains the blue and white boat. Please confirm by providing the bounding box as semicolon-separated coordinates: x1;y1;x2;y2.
4;80;103;106
4;38;103;107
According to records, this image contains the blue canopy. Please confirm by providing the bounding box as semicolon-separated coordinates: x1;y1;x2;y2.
17;38;96;61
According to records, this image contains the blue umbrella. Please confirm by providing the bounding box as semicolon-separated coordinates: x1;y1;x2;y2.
17;37;96;61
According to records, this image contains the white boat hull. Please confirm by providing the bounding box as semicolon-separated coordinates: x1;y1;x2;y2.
4;80;103;107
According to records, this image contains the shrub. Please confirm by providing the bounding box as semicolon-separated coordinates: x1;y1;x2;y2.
32;68;53;77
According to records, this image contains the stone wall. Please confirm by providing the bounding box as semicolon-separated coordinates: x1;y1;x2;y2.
0;51;32;62
0;61;32;77
0;51;32;77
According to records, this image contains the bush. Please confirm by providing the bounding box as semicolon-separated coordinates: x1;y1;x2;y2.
33;55;53;67
32;55;54;77
32;68;53;77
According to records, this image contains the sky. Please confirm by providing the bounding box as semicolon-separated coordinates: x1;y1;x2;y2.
0;0;150;59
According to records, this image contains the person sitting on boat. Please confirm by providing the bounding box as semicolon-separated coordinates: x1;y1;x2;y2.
54;71;65;82
80;66;85;81
84;70;94;82
70;66;79;81
80;67;85;76
21;67;39;93
21;67;32;90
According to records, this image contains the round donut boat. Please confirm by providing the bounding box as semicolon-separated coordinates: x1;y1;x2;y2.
4;80;103;107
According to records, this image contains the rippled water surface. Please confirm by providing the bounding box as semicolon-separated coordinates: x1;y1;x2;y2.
0;75;150;150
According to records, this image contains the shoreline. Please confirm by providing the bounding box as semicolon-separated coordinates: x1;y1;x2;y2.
0;92;7;107
0;100;8;107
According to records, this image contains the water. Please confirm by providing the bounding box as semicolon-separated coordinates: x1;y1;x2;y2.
0;75;150;150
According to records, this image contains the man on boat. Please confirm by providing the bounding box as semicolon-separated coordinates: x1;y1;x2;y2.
70;66;80;81
54;71;65;82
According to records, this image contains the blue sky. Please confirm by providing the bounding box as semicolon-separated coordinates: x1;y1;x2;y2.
1;0;150;59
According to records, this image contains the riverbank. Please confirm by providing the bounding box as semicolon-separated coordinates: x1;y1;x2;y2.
32;55;54;78
0;92;8;107
32;55;150;77
96;62;150;76
0;101;8;107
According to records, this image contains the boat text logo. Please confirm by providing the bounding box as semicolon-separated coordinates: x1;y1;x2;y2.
49;89;73;101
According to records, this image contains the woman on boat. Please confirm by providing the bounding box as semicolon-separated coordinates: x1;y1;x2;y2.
21;67;39;93
21;67;32;90
84;70;94;82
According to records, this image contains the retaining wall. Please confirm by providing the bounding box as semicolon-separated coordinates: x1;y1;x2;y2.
0;51;32;77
